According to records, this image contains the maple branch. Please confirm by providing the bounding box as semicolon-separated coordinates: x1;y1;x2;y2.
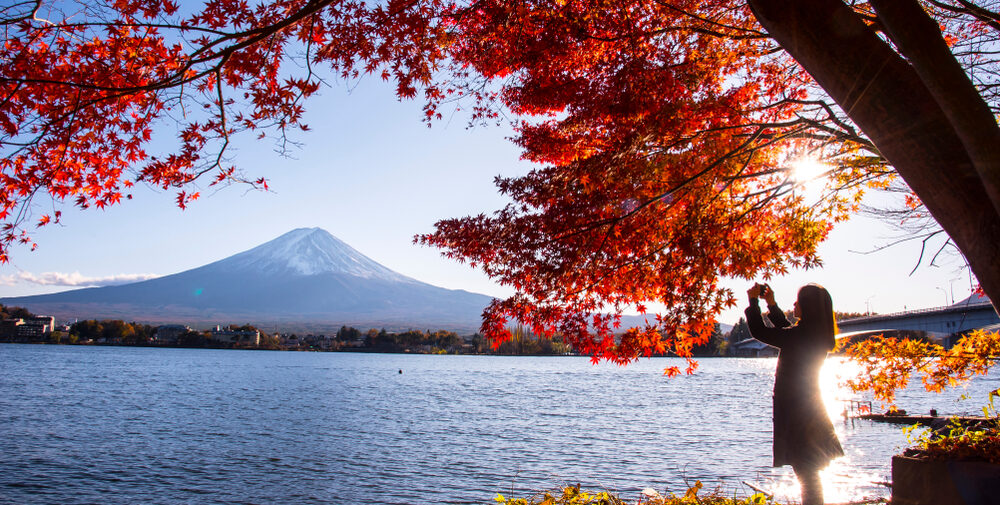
637;122;854;237
580;23;766;43
1;0;334;96
7;181;45;250
653;0;768;39
724;126;833;217
927;234;955;269
737;178;794;219
778;98;869;144
795;119;877;155
909;231;948;276
925;0;1000;32
661;117;808;145
18;19;231;37
849;229;951;276
647;117;815;161
0;0;355;215
50;89;83;185
0;1;41;25
554;128;778;298
207;58;231;179
638;127;770;215
0;81;23;114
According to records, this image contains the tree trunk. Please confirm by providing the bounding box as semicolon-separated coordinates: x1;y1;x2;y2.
869;0;1000;219
748;0;1000;313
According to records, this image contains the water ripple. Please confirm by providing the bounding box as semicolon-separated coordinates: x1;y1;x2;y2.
1;345;997;504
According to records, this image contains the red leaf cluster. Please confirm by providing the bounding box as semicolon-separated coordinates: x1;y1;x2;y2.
842;330;1000;404
0;0;450;255
418;0;873;363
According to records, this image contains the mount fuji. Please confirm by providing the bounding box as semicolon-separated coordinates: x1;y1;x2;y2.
0;228;494;332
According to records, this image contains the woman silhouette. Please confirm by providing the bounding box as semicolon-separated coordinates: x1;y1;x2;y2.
745;283;844;505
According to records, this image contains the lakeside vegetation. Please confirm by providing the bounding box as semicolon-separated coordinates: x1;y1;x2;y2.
2;319;573;356
0;303;581;355
493;483;790;505
0;304;738;357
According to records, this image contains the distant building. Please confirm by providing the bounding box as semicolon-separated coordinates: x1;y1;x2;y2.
302;334;334;350
730;338;778;358
19;316;55;338
155;324;192;344
210;325;260;346
0;316;55;341
281;334;300;348
0;318;23;338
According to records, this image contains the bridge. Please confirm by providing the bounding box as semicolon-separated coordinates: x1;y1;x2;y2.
837;294;998;346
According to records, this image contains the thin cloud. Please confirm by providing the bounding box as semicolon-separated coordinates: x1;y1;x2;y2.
0;271;160;287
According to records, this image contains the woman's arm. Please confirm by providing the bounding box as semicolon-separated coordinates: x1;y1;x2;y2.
761;284;791;328
745;303;793;348
766;305;792;329
745;285;794;348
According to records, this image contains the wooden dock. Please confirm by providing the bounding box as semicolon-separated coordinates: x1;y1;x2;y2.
841;400;993;426
854;413;991;426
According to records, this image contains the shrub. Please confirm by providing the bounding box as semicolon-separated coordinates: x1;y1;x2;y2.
901;389;1000;464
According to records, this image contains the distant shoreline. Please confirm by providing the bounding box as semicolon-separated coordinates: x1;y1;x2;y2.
0;339;740;358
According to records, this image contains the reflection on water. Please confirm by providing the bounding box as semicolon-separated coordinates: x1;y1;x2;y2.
1;345;997;504
758;357;995;504
813;360;867;504
821;358;862;420
743;358;873;504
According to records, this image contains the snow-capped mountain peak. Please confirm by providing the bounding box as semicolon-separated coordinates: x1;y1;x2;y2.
0;227;494;332
219;227;414;281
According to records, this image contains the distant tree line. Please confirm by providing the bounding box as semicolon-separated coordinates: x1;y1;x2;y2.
338;325;572;355
0;304;35;320
3;312;746;358
69;319;156;345
350;327;464;353
0;314;578;356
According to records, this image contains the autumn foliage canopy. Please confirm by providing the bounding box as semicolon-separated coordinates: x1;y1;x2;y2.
2;1;999;380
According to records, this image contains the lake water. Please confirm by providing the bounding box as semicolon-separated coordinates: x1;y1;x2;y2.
2;344;998;504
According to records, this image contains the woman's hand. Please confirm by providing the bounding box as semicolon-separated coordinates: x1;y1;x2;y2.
761;284;776;306
747;284;761;301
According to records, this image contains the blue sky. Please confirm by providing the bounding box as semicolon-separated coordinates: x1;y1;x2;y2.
0;78;976;325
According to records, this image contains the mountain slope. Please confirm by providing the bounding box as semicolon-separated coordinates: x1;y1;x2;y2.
1;228;493;332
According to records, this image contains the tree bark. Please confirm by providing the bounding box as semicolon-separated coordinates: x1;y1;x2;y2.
747;0;1000;312
869;0;1000;218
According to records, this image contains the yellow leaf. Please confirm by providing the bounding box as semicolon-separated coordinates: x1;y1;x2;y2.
683;480;703;500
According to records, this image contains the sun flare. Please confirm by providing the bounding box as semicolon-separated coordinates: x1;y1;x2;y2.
789;157;830;184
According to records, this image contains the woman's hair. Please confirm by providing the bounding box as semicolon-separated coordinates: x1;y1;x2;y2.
796;283;837;349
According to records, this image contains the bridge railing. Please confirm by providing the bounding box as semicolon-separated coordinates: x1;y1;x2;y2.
839;301;995;325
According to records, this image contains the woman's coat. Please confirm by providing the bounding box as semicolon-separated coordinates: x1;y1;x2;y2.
745;302;845;468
